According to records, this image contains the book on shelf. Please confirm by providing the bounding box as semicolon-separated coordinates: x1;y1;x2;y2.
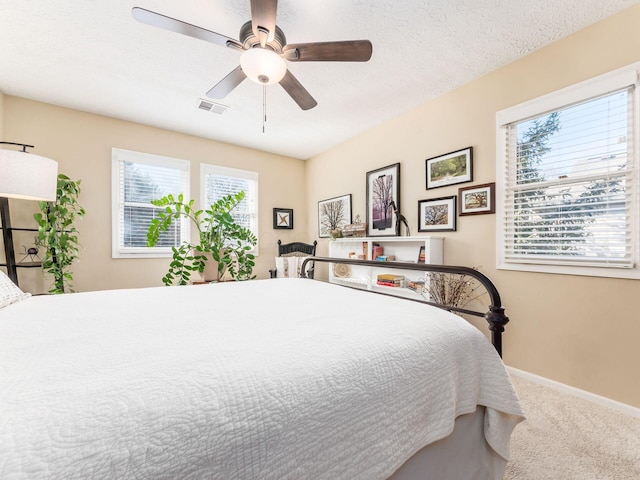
376;280;401;287
377;273;404;281
372;244;384;261
374;255;396;261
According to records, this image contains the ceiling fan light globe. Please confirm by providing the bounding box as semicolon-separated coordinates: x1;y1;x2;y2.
240;48;287;85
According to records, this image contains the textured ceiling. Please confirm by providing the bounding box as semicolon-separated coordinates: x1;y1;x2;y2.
0;1;637;160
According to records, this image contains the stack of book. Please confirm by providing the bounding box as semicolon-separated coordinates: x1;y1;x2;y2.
374;255;396;262
376;273;404;287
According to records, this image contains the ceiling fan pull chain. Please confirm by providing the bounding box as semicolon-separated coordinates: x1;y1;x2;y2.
262;84;267;133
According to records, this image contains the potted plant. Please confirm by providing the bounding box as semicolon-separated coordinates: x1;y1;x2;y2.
34;174;86;294
147;191;257;285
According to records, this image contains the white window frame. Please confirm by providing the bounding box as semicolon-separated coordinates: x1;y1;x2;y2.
496;63;640;279
200;163;259;255
112;148;190;258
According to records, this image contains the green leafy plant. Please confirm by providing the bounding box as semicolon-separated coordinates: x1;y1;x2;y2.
147;191;257;285
34;174;86;294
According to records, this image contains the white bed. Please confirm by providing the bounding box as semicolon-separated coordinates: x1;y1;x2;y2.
0;277;524;479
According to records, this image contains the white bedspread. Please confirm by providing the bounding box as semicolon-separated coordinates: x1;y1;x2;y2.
0;279;524;479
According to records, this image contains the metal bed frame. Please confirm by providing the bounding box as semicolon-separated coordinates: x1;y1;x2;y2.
301;257;510;357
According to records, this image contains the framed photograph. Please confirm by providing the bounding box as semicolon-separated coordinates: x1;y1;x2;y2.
458;182;496;216
366;163;401;237
418;196;457;232
273;208;294;229
425;147;473;189
318;194;352;238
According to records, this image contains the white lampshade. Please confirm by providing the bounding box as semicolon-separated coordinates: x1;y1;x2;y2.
0;149;58;201
240;48;287;86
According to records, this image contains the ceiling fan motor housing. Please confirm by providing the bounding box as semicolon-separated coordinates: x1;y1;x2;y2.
239;21;287;53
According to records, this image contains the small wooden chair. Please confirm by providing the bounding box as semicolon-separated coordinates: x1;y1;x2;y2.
269;240;318;279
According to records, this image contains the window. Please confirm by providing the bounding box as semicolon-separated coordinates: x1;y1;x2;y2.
200;164;259;253
112;148;190;258
496;65;639;279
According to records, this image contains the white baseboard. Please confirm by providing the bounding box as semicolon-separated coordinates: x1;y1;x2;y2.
507;366;640;420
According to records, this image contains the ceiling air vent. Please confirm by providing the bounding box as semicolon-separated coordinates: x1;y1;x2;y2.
197;99;229;115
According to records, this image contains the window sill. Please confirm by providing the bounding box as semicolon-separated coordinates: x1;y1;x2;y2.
497;261;640;280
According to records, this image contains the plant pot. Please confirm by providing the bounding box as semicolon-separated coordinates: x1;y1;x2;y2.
200;251;227;282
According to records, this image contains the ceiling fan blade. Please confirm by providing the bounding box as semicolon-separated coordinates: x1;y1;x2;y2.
206;66;247;99
283;40;372;62
250;0;278;47
279;70;317;110
132;7;243;50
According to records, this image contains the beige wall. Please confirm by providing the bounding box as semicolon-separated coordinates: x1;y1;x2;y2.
0;91;4;137
2;98;307;292
306;4;640;407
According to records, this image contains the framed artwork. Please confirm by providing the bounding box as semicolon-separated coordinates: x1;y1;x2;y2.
273;208;294;229
425;147;473;189
366;163;401;237
318;194;352;238
418;196;457;232
458;182;496;216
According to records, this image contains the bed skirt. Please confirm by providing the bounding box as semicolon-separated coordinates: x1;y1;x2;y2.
389;407;506;480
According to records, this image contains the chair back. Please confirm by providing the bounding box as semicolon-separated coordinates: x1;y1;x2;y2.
277;240;317;257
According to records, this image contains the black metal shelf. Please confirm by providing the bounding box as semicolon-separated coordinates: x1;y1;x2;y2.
0;262;41;268
1;197;41;286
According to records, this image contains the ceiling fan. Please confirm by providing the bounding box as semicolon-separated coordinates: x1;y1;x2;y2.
132;1;373;110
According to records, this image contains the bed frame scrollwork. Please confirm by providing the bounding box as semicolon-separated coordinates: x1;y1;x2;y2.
300;257;509;357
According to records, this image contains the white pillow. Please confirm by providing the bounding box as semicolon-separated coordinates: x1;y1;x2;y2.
275;256;312;278
0;270;31;309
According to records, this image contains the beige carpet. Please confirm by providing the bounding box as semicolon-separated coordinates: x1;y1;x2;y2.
505;374;640;479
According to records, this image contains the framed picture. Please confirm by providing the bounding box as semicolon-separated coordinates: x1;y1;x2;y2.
366;163;401;237
273;208;294;229
418;196;457;232
458;182;495;216
318;194;352;238
425;147;473;189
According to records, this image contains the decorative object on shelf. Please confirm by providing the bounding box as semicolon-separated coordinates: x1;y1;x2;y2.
329;229;342;239
34;174;86;294
332;263;351;278
366;163;400;237
342;214;367;237
417;246;426;263
425;147;473;189
418;196;457;232
147;191;257;285
19;242;40;263
458;182;496;216
273;207;293;229
318;194;352;238
389;200;410;236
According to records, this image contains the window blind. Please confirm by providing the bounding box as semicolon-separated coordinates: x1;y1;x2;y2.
502;86;635;268
201;164;259;250
112;149;190;257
